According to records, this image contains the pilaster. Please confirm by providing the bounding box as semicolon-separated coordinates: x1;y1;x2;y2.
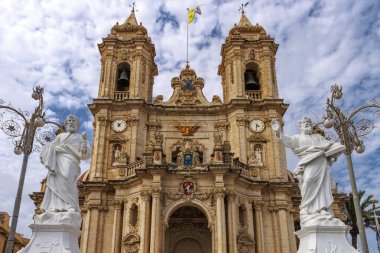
214;188;227;253
227;192;238;253
139;191;151;253
149;188;162;253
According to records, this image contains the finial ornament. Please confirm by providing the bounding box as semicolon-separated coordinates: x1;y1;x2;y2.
129;1;137;13
238;2;249;14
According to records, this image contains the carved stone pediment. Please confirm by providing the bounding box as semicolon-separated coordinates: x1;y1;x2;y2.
107;134;128;142
163;65;213;106
247;134;267;142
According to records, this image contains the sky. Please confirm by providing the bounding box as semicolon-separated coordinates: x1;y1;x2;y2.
0;0;379;251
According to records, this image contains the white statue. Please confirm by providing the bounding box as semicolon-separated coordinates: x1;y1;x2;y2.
254;146;263;166
40;115;90;212
272;117;345;227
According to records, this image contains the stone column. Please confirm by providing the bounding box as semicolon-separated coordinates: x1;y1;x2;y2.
111;200;123;253
254;200;265;253
236;117;247;163
269;206;281;253
101;53;113;98
85;207;100;253
149;189;162;253
227;192;238;253
246;200;255;237
91;114;107;179
140;192;151;253
232;53;243;97
215;189;227;253
128;116;139;163
278;206;291;252
122;200;128;241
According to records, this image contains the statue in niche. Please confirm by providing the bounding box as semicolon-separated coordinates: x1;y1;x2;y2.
254;145;263;166
271;117;345;227
248;144;263;166
112;145;128;166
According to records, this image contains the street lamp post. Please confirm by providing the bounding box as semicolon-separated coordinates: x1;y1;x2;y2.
0;86;59;253
321;84;380;253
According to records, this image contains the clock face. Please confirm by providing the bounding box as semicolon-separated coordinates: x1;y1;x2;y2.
112;119;127;133
250;119;265;133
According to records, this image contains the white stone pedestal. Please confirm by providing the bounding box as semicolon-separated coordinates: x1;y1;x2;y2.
18;212;81;253
296;225;359;253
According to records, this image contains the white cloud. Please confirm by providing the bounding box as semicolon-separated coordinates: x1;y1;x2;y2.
0;0;379;251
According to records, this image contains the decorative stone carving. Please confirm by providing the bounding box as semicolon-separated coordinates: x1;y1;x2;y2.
163;65;213;106
164;176;212;202
237;233;255;253
175;124;200;136
212;95;223;104
213;132;223;147
153;95;164;103
170;139;204;169
123;234;140;253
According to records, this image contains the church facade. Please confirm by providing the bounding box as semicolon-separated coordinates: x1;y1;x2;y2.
29;9;347;253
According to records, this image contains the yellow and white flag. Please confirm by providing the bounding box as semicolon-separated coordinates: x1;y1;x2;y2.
188;6;202;24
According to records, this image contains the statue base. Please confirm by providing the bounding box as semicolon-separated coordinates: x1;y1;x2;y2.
296;225;359;253
18;212;81;253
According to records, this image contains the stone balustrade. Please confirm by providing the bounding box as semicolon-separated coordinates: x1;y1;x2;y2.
246;90;262;100
114;91;130;101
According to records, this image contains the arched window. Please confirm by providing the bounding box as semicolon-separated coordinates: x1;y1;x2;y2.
116;63;131;92
129;203;138;227
244;62;260;91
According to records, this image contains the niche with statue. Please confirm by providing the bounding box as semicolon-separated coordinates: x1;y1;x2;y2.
247;135;267;178
108;135;129;167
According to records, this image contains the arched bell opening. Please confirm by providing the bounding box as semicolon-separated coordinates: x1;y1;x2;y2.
116;63;131;92
165;205;211;253
244;62;260;91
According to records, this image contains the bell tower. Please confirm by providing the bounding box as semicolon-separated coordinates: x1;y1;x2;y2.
218;12;279;102
97;8;158;102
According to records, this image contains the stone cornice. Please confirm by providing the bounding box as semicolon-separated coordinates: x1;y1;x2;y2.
88;97;288;116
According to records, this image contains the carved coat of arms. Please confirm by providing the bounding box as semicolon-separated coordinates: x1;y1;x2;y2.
176;140;201;169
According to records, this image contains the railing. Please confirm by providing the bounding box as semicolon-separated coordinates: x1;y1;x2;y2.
125;160;145;179
114;91;130;101
246;90;262;100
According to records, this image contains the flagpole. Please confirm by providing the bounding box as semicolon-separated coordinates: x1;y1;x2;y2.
186;8;189;65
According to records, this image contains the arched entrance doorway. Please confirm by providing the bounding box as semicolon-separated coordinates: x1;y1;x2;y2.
164;206;212;253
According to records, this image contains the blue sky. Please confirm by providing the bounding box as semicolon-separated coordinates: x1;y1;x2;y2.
0;0;379;251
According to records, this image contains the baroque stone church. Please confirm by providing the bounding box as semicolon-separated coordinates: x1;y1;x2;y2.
30;8;347;253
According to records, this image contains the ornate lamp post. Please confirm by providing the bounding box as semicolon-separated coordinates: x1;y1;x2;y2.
321;84;380;253
0;86;59;253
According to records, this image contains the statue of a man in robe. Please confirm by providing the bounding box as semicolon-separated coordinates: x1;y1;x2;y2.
40;115;90;212
272;117;345;227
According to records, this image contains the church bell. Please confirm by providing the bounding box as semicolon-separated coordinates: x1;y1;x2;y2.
117;70;130;86
244;71;260;90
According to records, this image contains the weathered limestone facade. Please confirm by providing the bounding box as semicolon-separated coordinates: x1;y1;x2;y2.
30;10;348;253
